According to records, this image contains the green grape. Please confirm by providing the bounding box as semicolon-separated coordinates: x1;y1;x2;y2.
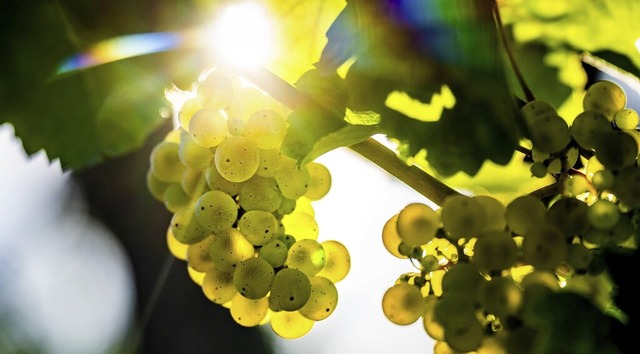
440;195;486;240
583;80;626;121
281;210;318;240
279;234;297;249
181;168;207;197
226;86;273;122
304;162;332;201
473;231;519;272
477;276;523;318
178;129;215;170
256;148;283;177
299;276;338;321
594;130;638;170
569;110;612;150
146;169;171;202
396;203;440;246
163;184;192;213
259;239;288;268
209;228;255;272
433;293;477;330
566;243;591;273
285;239;326;277
474;195;507;233
227;117;246;136
443;318;484;353
196;69;236;110
187;266;206;286
520;270;560;291
587;199;620;230
381;283;425;325
441;262;484;295
545;197;589;237
274;157;311;199
243;109;287;149
315;240;351;283
521;224;568;270
178;97;203;131
204;163;243;196
612;166;640;208
237;175;283;212
527;113;571;154
419;255;440;272
237;210;279;246
563;174;590;196
186;236;215;273
170;206;210;244
276;197;296;216
530;161;548;178
505;195;547;235
166;227;188;261
202;266;237;305
150;141;186;183
591;169;615;191
214;135;261;183
233;257;275;299
520;100;557;125
269;268;312;311
194;190;238;232
229;293;269;327
189;108;229;148
547;147;579;174
270;310;314;339
584;218;633;246
382;214;408;259
422;295;445;341
614;108;640;129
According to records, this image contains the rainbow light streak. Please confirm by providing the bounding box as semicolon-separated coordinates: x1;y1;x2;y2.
56;32;182;75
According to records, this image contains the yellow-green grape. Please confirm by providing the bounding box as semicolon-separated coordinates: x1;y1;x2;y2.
150;141;186;183
285;239;326;277
178;130;214;170
381;283;426;325
563;174;590;196
270;310;315;339
163;128;182;143
587;199;621;230
304;162;332;201
214;135;261;183
423;295;445;341
196;69;236;110
163;184;192;213
186;236;215;273
166;227;188;261
204;163;243;196
520;100;557;125
382;214;407;259
243;109;287;149
230;293;269;327
569;111;612;150
226;86;272;122
259;239;289;268
614;108;639;129
238;210;279;246
521;224;568;270
315;240;350;283
202;266;237;304
299;276;338;321
269;268;312;311
566;243;591;273
433;293;477;330
505;195;547;235
473;231;519;272
546;147;579;174
209;228;255;272
227;117;246;136
612;166;640;208
274;157;311;199
520;270;560;293
233;257;275;299
527;113;571;154
281;210;318;240
440;195;487;240
530;161;548;178
474;195;507;233
178;97;203;131
585;155;605;178
591;169;614;191
170;206;210;245
440;262;484;295
419;255;440;272
545;197;589;237
278;234;297;249
276;197;296;216
189;108;229;148
583;80;626;121
146;169;171;202
396;203;440;246
443;318;485;353
194;190;238;232
256;148;283;178
181;168;207;198
188;266;206;286
477;277;523;318
594;130;639;170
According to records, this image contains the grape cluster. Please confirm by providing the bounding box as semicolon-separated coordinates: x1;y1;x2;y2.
146;68;350;338
381;80;639;353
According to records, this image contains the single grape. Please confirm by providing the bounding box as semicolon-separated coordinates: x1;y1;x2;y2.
441;262;484;295
259;238;288;268
520;100;557;125
505;195;547;235
215;135;261;183
527;113;571;154
181;168;207;197
243;109;288;149
269;268;312;312
238;210;279;246
569;110;612;150
163;184;192;213
396;203;440;246
146;168;171;202
256;148;283;178
566;243;591;273
315;240;351;283
422;295;445;341
285;239;326;277
443;318;484;353
209;228;255;272
270;310;314;339
204;163;244;196
382;214;408;259
166;227;188;261
477;276;523;318
229;293;269;327
304;162;332;201
281;210;319;240
594;130;638;170
587;199;621;230
202;266;237;305
440;195;486;240
521;224;568;270
612;166;640;208
299;276;339;321
381;283;426;325
474;195;507;233
194;190;238;232
178;97;203;131
178;129;215;170
433;293;477;330
150;141;186;183
591;169;615;191
614;108;639;129
583;80;626;121
530;161;548;178
233;257;275;299
274;156;311;199
237;175;283;212
170;206;210;244
473;231;519;272
196;69;236;110
189;108;229;148
545;197;590;237
186;236;215;273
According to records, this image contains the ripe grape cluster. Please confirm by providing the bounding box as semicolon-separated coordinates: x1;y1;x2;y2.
145;68;350;338
380;80;639;353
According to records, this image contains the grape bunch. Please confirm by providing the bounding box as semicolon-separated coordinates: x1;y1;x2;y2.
145;68;351;338
380;80;638;353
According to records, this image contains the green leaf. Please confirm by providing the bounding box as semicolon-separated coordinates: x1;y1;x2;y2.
300;124;382;166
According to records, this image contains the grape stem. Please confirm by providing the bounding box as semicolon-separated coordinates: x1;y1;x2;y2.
235;65;461;206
